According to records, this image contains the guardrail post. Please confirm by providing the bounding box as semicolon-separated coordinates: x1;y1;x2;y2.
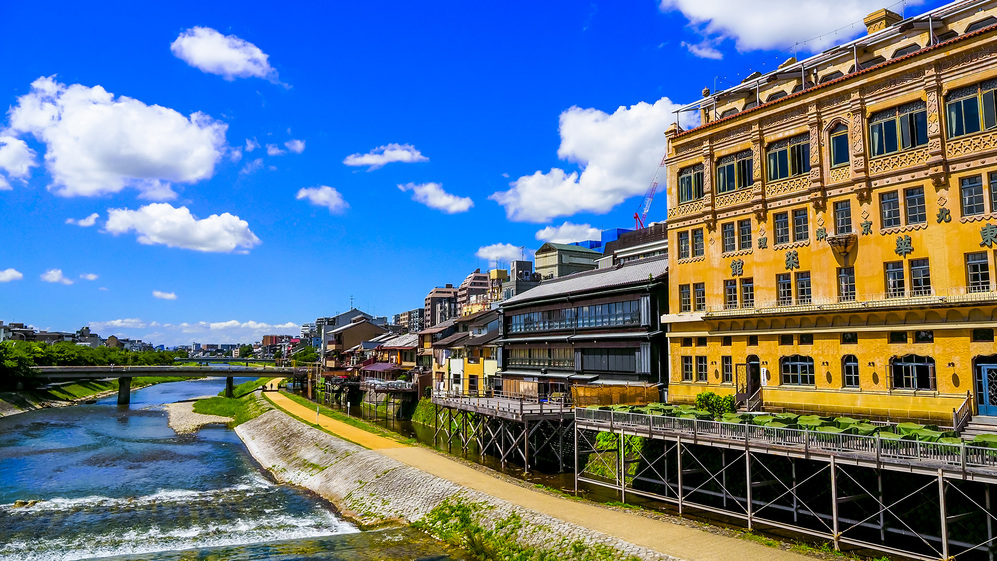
677;434;683;515
746;444;753;531
573;419;579;496
619;429;626;504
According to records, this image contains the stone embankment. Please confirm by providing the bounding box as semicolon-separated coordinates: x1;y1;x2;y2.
236;406;679;561
164;399;232;434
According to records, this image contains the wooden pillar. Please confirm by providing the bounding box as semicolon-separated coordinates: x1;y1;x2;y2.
117;377;132;405
524;419;530;475
573;420;579;496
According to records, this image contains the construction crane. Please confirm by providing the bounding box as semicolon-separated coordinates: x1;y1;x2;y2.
634;151;668;230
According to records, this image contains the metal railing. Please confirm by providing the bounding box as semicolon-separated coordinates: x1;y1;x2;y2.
704;284;997;317
575;408;997;471
433;390;574;417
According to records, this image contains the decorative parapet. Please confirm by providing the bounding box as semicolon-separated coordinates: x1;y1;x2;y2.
867;148;929;175
714;188;753;209
945;130;997;160
767;175;810;197
668;199;705;219
828;166;850;185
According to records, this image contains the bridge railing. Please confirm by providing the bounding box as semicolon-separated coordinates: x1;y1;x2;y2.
575;408;997;471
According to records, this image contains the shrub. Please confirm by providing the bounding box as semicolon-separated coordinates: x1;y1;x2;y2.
694;391;736;420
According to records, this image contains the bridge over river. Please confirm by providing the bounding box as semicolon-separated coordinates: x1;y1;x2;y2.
30;365;296;404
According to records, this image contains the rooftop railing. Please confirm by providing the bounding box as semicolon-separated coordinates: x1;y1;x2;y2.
575;408;997;471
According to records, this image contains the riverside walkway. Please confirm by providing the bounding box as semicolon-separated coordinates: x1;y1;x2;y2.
262;390;810;561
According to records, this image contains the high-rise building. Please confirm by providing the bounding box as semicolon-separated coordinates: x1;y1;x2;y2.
424;284;458;328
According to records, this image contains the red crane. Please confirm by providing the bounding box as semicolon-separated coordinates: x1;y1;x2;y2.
634;152;668;230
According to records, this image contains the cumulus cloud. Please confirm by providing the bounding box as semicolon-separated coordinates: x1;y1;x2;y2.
0;268;24;282
0;135;36;187
265;143;285;156
535;222;602;244
681;40;723;60
475;243;530;265
659;0;923;53
491;97;685;222
104;203;261;253
41;268;73;285
153;290;177;300
398;182;473;214
285;139;305;154
296;185;348;214
343;143;428;170
66;213;99;227
239;158;263;175
245;138;259;152
170;27;280;82
90;318;299;347
80;273;98;281
7;76;227;199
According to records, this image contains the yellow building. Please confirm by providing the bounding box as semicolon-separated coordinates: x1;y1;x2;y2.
664;2;997;424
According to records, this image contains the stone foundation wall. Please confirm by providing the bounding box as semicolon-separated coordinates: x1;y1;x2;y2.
236;407;679;561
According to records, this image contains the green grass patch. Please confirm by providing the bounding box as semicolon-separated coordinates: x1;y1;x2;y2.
277;391;412;444
192;378;275;427
740;531;781;548
411;397;436;425
414;496;642;561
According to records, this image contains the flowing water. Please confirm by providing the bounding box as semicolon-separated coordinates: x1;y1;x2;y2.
0;378;461;560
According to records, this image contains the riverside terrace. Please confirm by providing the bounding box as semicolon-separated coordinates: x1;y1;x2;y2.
574;407;997;561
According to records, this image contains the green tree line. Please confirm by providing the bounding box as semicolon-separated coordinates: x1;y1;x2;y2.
1;341;188;379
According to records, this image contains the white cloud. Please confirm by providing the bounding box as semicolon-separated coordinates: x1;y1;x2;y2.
153;290;177;300
80;273;98;281
7;76;227;199
491;97;687;222
240;158;263;175
659;0;924;53
41;268;73;285
285;139;305;154
229;148;242;162
245;138;259;152
296;185;348;214
265;143;285;156
535;222;602;244
681;40;723;60
0;135;36;186
104;203;261;253
170;27;279;82
66;213;100;227
343;143;428;170
475;243;530;265
398;182;473;214
90;318;299;347
0;268;24;282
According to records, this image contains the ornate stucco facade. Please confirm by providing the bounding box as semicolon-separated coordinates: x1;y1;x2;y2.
664;1;997;423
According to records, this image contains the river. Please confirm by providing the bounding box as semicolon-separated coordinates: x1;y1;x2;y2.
0;378;462;560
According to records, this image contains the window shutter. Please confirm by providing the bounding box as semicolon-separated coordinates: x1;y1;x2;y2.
575;349;582;371
639;343;651;374
640;294;651;326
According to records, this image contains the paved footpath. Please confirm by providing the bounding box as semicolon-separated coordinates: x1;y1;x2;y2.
264;391;811;561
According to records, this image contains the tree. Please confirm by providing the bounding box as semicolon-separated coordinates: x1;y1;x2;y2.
239;344;254;359
292;346;319;363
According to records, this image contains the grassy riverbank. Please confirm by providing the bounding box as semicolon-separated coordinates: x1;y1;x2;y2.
192;378;276;427
276;391;413;444
33;376;191;401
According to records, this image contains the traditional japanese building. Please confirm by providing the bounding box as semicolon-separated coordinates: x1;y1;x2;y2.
664;0;997;424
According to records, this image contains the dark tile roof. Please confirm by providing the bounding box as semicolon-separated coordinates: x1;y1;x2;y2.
433;332;470;348
502;256;667;306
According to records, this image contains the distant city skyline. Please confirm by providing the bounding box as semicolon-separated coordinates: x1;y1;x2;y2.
0;0;947;346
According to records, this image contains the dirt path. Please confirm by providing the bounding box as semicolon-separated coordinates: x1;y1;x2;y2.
263;391;810;561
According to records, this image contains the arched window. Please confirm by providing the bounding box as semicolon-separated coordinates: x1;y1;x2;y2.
892;44;921;59
820;70;844;84
891;354;935;390
842;355;859;388
720;107;739;118
829;124;849;167
966;16;997;33
766;90;788;103
781;355;815;386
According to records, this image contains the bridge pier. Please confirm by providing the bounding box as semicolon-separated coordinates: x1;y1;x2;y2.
225;377;234;398
117;377;132;405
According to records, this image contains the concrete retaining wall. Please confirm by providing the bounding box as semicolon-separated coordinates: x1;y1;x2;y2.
236;407;678;561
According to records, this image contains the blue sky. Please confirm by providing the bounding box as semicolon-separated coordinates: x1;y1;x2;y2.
0;0;944;346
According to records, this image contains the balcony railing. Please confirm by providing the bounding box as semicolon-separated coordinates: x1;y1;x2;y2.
575;408;997;471
704;284;997;317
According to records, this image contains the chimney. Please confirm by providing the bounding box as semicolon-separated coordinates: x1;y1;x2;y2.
864;8;902;35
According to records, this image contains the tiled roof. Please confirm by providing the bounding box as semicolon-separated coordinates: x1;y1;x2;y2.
417;317;457;335
502;256;667;307
536;242;601;254
463;331;500;347
361;362;402;372
379;333;419;348
433;332;469;348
